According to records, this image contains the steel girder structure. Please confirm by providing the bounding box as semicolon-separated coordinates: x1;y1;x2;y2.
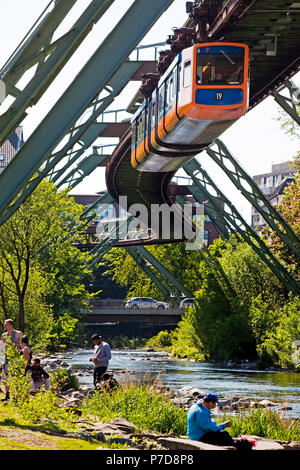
131;246;192;298
175;193;235;301
86;217;191;298
183;158;300;296
205;139;300;261
125;247;171;298
0;0;175;226
0;0;115;147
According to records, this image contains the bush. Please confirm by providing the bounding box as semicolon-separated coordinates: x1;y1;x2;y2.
2;343;76;429
250;295;300;368
146;330;174;349
50;368;79;393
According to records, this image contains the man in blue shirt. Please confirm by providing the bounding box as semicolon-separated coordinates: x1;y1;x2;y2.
187;392;236;447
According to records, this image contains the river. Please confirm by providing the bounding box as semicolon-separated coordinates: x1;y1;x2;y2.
70;349;300;419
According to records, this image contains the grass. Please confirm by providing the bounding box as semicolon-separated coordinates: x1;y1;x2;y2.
0;379;299;449
82;378;187;435
225;407;300;441
82;380;300;442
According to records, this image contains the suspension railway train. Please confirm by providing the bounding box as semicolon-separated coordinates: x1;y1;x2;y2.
131;42;249;172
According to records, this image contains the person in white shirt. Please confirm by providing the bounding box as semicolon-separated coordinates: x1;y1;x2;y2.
89;334;111;387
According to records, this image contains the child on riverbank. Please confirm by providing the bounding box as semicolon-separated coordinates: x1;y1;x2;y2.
31;358;50;391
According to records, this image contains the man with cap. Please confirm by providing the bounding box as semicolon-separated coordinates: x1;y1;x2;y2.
187;392;236;447
89;334;111;387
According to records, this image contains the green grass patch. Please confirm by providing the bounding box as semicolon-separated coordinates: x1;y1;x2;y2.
226;407;300;441
82;382;187;435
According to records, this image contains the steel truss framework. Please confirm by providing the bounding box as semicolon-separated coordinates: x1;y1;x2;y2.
0;0;175;225
183;158;300;296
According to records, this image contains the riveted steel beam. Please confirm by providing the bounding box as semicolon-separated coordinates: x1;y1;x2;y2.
0;0;115;147
206;139;300;260
0;0;174;224
273;80;300;126
0;59;150;226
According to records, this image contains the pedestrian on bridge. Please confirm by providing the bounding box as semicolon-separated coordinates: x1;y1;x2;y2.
89;334;111;387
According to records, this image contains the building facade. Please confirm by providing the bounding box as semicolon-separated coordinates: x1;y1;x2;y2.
0;126;24;172
251;162;296;232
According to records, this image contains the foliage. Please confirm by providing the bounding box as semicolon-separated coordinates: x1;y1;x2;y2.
102;242;203;300
146;330;174;349
48;312;86;351
227;407;300;441
50;368;79;393
2;340;32;406
262;154;300;285
0;179;93;349
2;343;76;428
82;381;187;435
170;309;205;360
249;294;300;368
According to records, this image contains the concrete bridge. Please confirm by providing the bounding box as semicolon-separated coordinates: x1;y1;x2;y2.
79;307;182;325
78;299;183;337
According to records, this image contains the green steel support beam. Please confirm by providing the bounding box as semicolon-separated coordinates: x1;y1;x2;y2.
56;153;108;190
134;246;192;297
206;139;300;259
0;0;173;223
175;193;235;300
273;80;300;126
0;59;149;226
126;247;171;298
87;216;135;269
183;158;300;296
38;192;114;260
0;0;115;147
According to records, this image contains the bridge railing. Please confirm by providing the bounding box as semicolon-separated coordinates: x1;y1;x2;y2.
89;298;183;310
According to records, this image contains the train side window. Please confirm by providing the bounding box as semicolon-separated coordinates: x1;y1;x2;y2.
158;86;164;118
151;100;156;128
183;60;191;88
132;122;137;147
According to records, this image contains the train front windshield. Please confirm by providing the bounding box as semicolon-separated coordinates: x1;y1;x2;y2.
196;45;245;86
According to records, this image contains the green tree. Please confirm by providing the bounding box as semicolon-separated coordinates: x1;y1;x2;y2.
102;242;204;299
263;155;300;285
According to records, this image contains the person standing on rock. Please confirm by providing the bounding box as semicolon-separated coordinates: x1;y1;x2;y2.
89;334;111;387
187;392;236;447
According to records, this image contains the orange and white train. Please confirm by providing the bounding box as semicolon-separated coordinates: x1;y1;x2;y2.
131;42;249;172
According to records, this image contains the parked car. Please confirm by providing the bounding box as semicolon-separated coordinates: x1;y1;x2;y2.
179;298;195;309
125;297;170;309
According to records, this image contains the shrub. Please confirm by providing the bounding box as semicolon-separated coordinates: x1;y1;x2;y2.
50;368;79;393
2;343;76;429
146;330;174;349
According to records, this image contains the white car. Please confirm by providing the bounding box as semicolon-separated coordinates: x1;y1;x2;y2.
179;298;195;309
125;297;170;309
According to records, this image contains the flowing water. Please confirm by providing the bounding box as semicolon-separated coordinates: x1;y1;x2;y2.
71;349;300;418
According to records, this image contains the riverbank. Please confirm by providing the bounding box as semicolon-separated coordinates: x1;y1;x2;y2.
35;348;300;419
0;355;299;451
